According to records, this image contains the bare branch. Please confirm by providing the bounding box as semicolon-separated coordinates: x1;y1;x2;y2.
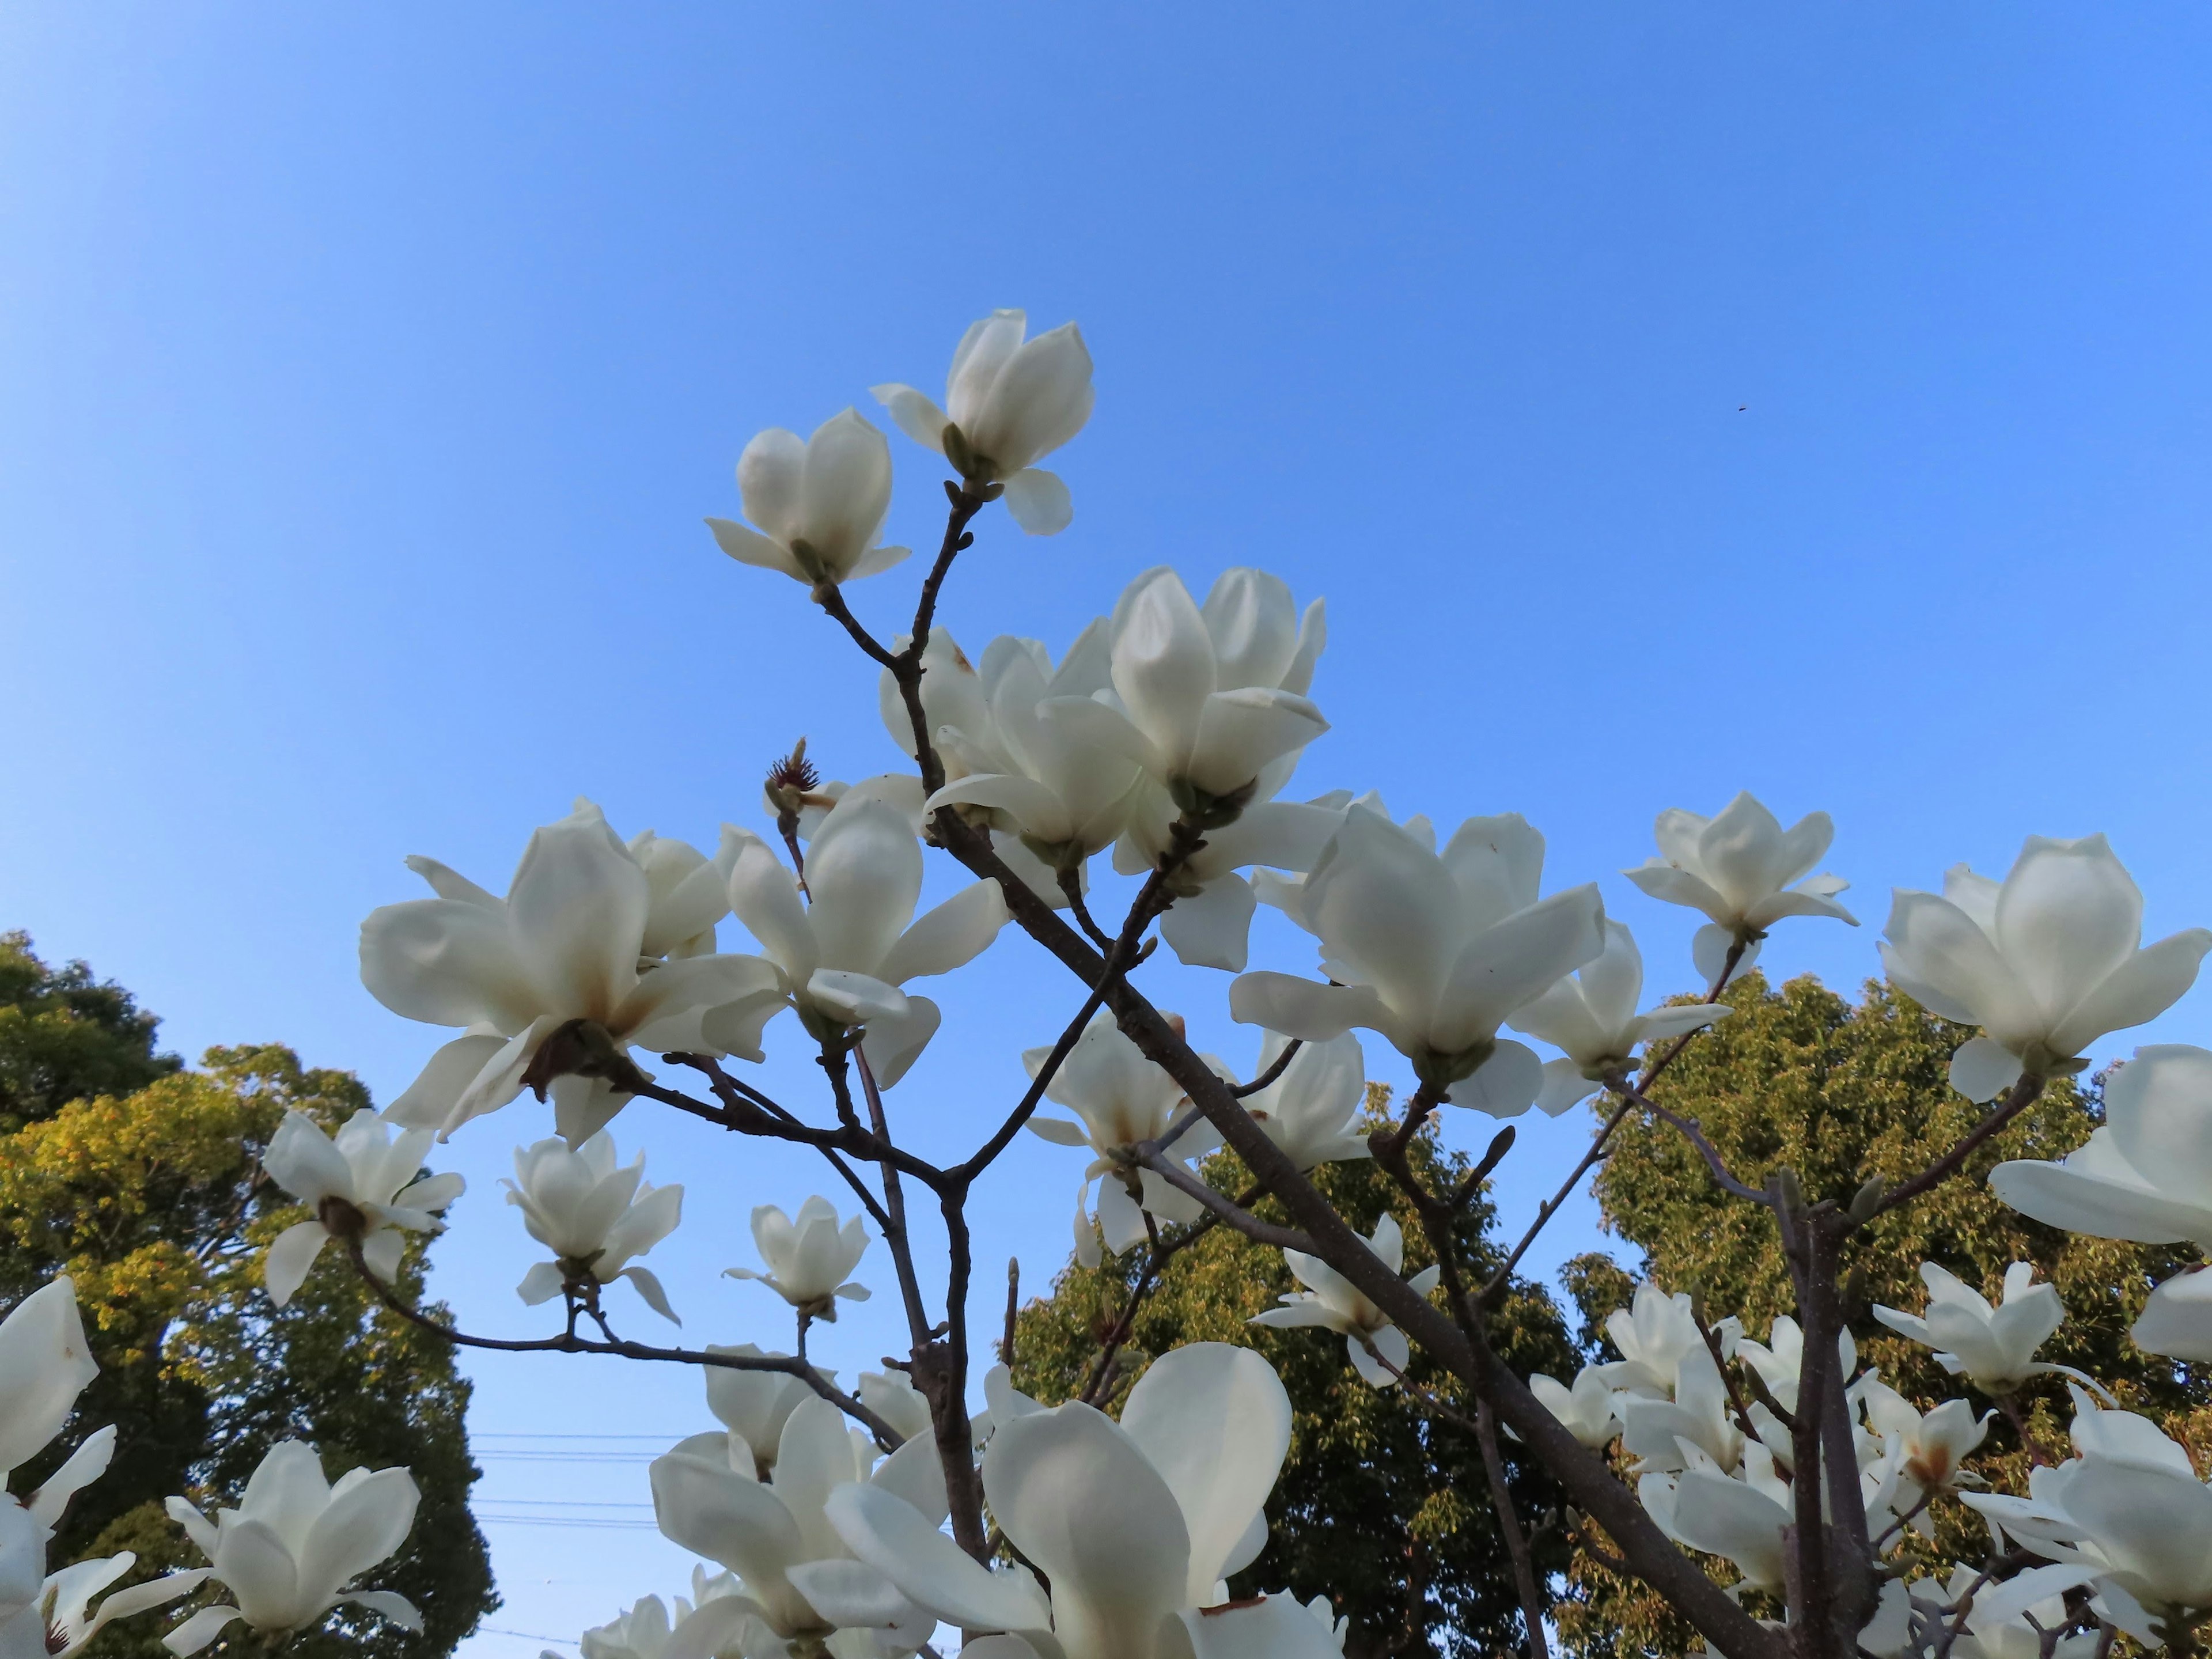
1232;1039;1303;1099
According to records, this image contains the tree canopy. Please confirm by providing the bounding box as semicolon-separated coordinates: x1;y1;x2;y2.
0;934;496;1659
1012;1090;1577;1659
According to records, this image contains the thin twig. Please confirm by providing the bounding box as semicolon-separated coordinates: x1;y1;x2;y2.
1233;1039;1304;1099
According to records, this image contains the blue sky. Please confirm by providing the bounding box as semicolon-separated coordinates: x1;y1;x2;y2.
5;6;2211;1653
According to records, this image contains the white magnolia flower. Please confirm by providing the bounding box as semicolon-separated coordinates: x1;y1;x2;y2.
650;1397;945;1653
1624;793;1856;989
707;408;908;587
163;1441;421;1652
701;1346;835;1479
0;1278;100;1487
1510;921;1730;1116
827;1344;1339;1659
1963;1391;2212;1639
1881;836;2212;1103
1911;1563;2106;1659
1859;1379;1990;1521
260;1109;462;1308
1873;1262;2069;1393
1589;1283;1732;1399
879;627;1007;786
1619;1342;1743;1474
1234;806;1606;1113
924;623;1154;874
625;828;742;961
1240;1031;1372;1172
1050;566;1327;810
726;1198;872;1321
1251;1214;1441;1388
1531;1368;1623;1452
13;1554;209;1659
578;1588;777;1659
506;1131;683;1324
872;308;1094;535
1641;1441;1798;1592
1023;1012;1229;1264
366;801;785;1142
723;787;1006;1086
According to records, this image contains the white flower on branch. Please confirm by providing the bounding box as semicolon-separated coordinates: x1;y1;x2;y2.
1022;1011;1230;1264
873;308;1094;535
1051;566;1328;815
649;1397;945;1653
1880;835;2212;1102
260;1109;461;1308
365;801;786;1143
1624;791;1857;990
1249;1214;1441;1389
1859;1378;1990;1523
1529;1368;1622;1451
16;1554;209;1659
579;1586;778;1659
1509;919;1731;1116
825;1344;1342;1659
1586;1282;1737;1399
700;1345;836;1480
506;1130;683;1324
1239;1031;1372;1172
1619;1340;1744;1475
1872;1262;2070;1393
724;786;1006;1086
162;1441;422;1653
725;1197;872;1321
707;408;909;588
1900;1564;2107;1659
1232;806;1605;1112
1962;1388;2212;1644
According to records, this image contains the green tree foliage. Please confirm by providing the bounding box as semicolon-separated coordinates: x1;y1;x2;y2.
1013;1090;1578;1659
0;935;496;1659
1554;972;2212;1659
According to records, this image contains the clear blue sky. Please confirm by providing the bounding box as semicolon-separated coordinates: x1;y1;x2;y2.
5;6;2211;1653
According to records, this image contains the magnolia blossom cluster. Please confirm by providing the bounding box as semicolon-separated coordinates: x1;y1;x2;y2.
81;304;2212;1659
0;1276;420;1658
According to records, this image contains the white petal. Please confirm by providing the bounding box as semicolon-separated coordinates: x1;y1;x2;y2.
869;385;952;454
1445;1039;1546;1118
1119;1344;1292;1604
384;1033;510;1128
1160;878;1260;973
825;1482;1052;1633
877;881;1007;985
1948;1035;2025;1104
262;1221;330;1310
0;1278;98;1476
1002;468;1073;536
706;517;804;581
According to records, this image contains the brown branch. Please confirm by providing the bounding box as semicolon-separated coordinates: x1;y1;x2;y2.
339;1234;903;1448
1476;1396;1553;1659
1232;1039;1304;1099
1868;1071;2047;1221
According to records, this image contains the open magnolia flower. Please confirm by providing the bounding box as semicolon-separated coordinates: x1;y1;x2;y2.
649;1396;945;1654
726;1198;872;1321
1022;1012;1229;1265
366;801;785;1142
1531;1366;1623;1451
1881;835;2212;1103
707;408;908;588
163;1440;421;1653
1877;1565;2107;1659
923;624;1153;874
19;1554;210;1659
1233;806;1606;1112
1239;1030;1372;1172
1588;1282;1732;1398
1859;1378;1990;1520
506;1130;683;1324
826;1343;1339;1659
701;1346;836;1479
1250;1213;1440;1388
1624;792;1856;988
1619;1342;1744;1475
579;1582;777;1659
1873;1262;2070;1393
1987;1046;2212;1362
1510;920;1730;1116
1055;566;1328;811
873;308;1093;535
1964;1390;2212;1643
722;786;1006;1085
260;1109;461;1307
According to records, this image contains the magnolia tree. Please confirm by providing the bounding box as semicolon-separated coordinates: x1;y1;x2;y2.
17;308;2212;1659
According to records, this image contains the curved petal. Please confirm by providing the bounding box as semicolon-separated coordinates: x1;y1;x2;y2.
869;385;952;454
1989;1153;2212;1245
983;1405;1190;1659
805;798;924;976
297;1466;419;1602
1184;689;1329;798
1446;1039;1546;1118
384;1033;509;1128
1228;974;1396;1047
0;1278;99;1476
1949;1035;2025;1104
2049;931;2212;1058
1882;891;2039;1043
825;1482;1052;1634
359;898;539;1031
1180;1596;1346;1659
161;1606;244;1656
861;995;941;1089
1997;835;2143;1022
878;881;1006;985
342;1590;423;1633
1003;468;1074;536
725;829;816;980
1433;885;1608;1053
2132;1270;2212;1362
263;1221;330;1310
506;804;650;1019
706;517;804;580
649;1450;805;1615
1160;878;1259;972
1120;1346;1291;1604
2107;1046;2212;1203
